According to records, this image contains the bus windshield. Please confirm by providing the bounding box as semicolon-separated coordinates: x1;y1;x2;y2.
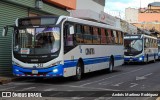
14;27;60;55
124;39;143;56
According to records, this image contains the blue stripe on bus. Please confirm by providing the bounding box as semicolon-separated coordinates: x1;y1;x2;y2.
124;53;158;62
64;55;123;68
13;55;123;77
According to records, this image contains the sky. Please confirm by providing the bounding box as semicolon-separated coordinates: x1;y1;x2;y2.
105;0;160;19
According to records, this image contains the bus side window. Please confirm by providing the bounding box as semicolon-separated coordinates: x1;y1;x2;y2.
118;31;123;45
93;27;100;44
107;29;112;44
76;24;84;44
110;30;115;44
101;28;107;44
64;24;74;46
83;25;92;44
113;30;118;44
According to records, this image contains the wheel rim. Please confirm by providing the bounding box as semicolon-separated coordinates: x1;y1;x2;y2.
109;61;113;72
76;66;81;79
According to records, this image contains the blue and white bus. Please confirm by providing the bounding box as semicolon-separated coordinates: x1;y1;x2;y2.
124;34;158;63
2;16;124;80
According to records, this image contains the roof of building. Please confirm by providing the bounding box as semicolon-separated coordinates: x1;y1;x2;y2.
148;2;160;7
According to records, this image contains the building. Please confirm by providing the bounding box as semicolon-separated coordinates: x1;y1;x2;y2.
70;0;121;28
0;0;76;76
125;8;138;23
125;2;160;37
76;0;105;13
70;0;105;21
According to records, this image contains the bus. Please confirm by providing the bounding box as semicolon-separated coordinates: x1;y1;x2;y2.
2;16;124;80
124;34;158;63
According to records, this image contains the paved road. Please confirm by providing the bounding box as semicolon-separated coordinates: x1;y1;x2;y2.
1;61;160;100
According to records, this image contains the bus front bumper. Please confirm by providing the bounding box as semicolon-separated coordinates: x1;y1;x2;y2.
124;56;144;63
13;65;64;77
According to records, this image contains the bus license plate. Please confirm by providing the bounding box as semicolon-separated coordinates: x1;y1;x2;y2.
130;59;133;61
32;70;38;74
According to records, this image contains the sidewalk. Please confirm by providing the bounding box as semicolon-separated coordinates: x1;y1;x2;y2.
0;76;19;85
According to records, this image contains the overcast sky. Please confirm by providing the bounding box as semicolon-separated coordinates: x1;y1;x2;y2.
104;0;160;19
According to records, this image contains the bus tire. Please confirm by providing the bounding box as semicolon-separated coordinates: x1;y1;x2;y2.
72;62;82;81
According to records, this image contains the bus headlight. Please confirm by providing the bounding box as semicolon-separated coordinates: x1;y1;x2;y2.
139;57;143;61
53;69;58;73
15;69;19;72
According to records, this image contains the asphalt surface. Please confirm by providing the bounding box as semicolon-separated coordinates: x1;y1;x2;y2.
1;61;160;100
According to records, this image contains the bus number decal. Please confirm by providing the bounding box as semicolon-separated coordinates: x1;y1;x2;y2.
37;63;43;68
85;48;95;55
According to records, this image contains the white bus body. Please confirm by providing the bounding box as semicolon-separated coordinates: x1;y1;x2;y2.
6;16;124;80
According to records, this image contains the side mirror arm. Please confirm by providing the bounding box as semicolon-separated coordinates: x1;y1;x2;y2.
2;25;15;37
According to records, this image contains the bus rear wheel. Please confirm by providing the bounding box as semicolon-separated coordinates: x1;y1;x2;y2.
72;63;82;81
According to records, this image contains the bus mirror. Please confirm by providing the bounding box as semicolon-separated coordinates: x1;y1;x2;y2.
69;26;74;35
2;26;8;37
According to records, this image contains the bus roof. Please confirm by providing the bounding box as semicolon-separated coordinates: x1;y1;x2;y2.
58;16;123;32
124;34;157;40
17;15;122;32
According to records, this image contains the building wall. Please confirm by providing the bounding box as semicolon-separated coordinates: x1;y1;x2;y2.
76;0;104;13
0;1;28;76
93;0;105;6
125;8;138;23
138;13;160;22
150;6;160;9
134;23;160;32
44;0;76;10
0;0;70;76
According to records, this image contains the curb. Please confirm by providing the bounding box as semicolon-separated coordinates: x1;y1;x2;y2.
0;77;23;85
156;97;160;100
0;77;12;85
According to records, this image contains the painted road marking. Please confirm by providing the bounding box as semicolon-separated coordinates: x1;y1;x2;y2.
0;87;16;91
61;85;122;91
79;68;143;87
156;97;160;100
72;97;84;100
19;87;36;91
136;73;153;80
130;83;138;88
94;96;112;100
44;88;56;91
98;82;112;85
112;82;124;87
